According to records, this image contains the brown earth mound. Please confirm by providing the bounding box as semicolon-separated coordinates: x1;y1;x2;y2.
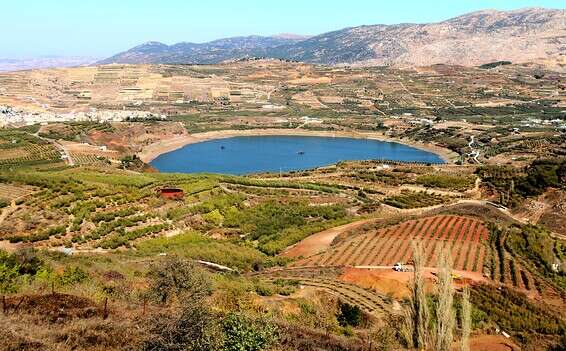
4;293;101;322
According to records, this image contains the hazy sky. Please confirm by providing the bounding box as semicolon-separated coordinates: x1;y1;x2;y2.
1;0;562;58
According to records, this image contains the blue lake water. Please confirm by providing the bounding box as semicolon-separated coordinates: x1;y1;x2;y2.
150;136;444;175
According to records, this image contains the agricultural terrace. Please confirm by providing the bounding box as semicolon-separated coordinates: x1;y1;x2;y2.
291;215;489;273
484;224;566;301
0;183;36;203
0;168;360;267
0;129;62;167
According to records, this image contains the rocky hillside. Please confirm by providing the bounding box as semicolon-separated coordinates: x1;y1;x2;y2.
101;8;565;67
288;7;564;66
99;35;308;65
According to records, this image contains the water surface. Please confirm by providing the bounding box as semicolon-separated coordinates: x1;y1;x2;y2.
150;135;444;175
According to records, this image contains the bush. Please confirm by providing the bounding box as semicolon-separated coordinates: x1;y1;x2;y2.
143;302;223;351
337;302;362;327
136;232;271;272
59;266;88;286
224;200;347;255
470;284;565;336
203;209;224;226
0;249;48;293
477;158;566;206
506;224;566;290
0;198;9;208
12;248;45;275
384;190;445;209
148;256;212;304
222;313;278;351
0;259;20;293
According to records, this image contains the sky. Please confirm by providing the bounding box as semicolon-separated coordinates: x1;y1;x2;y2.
1;0;563;58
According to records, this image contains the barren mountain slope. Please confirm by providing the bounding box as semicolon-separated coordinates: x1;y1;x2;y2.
101;8;565;68
273;8;565;66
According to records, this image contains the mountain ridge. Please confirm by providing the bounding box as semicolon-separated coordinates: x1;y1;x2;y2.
99;8;565;67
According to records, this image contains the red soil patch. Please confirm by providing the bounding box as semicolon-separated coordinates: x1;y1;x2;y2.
339;267;485;299
451;335;520;351
339;268;436;299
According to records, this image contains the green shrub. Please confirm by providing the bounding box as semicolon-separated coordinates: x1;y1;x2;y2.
58;266;88;286
471;284;565;336
337;302;362;327
254;282;275;297
135;232;270;272
0;260;20;293
224;200;348;255
148;256;212;304
203;209;224;226
384;190;446;209
0;249;48;292
222;313;278;351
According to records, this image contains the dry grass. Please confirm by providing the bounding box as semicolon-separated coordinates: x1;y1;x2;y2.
0;313;143;351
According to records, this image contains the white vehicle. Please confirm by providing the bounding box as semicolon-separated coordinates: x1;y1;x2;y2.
393;262;414;272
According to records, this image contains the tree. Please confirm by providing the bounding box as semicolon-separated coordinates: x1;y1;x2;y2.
144;257;220;350
402;241;430;349
435;251;455;351
337;302;362;327
148;256;212;304
460;287;471;351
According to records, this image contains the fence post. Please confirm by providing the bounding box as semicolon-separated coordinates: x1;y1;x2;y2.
142;296;147;316
103;297;108;319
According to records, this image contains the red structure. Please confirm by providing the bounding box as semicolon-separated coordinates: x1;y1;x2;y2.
159;188;184;200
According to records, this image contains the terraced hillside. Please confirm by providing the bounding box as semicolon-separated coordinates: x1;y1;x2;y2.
0;130;62;167
291;215;488;272
251;267;394;316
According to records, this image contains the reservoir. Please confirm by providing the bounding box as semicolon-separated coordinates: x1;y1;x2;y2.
150;135;444;175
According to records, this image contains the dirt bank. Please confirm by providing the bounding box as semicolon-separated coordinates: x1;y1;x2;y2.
138;128;459;164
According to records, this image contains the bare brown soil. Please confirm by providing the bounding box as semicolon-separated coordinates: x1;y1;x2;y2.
339;267;485;299
3;293;101;322
456;335;521;351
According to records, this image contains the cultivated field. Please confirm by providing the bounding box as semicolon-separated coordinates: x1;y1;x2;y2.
0;183;35;202
292;215;489;272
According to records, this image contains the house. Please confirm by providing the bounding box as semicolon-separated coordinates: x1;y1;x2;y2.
159;188;184;200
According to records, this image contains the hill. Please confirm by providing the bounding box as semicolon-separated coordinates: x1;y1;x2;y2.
98;35;308;65
100;8;565;67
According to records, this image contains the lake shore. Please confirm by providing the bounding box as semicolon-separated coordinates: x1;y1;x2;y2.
138;128;459;164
